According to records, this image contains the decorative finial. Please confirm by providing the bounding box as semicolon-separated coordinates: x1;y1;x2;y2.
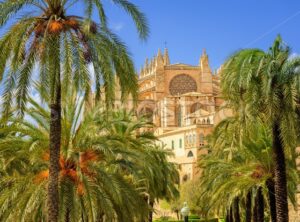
157;48;164;67
158;48;162;57
164;47;170;65
140;67;144;76
151;57;155;68
199;49;212;73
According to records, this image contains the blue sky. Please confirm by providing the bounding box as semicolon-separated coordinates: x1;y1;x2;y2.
1;1;299;110
92;0;300;71
2;0;300;72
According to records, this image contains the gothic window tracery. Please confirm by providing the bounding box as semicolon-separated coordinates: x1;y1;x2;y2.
169;74;197;95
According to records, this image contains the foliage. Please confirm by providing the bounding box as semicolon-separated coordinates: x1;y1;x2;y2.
0;1;149;220
0;89;178;221
197;36;300;221
0;0;149;116
198;120;298;216
153;218;218;222
178;180;203;216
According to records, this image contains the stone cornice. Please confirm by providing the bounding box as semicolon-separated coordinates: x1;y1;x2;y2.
138;73;155;81
156;124;213;137
164;65;200;71
138;86;156;93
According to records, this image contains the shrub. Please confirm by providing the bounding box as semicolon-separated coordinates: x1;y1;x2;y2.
189;214;200;219
154;218;219;222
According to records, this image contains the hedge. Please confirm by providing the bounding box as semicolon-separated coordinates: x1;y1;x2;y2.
154;218;219;222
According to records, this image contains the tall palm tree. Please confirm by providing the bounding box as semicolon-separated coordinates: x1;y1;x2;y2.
0;1;148;221
221;36;300;222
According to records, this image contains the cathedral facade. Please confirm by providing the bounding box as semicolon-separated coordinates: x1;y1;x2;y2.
137;48;225;183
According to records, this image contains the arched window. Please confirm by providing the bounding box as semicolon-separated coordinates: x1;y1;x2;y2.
171;140;175;149
139;107;154;123
179;139;182;148
207;118;210;124
202;119;206;124
193;134;196;144
176;105;182;127
189;135;192;144
190;103;201;113
182;174;188;182
200;133;205;146
187;151;194;158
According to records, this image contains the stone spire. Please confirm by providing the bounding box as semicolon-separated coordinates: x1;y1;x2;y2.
157;48;164;67
145;58;149;70
140;66;144;77
163;48;170;65
157;48;163;59
151;57;155;69
200;48;211;73
216;64;224;76
200;48;208;64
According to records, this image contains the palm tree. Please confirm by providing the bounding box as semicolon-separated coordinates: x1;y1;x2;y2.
198;118;298;221
145;150;179;222
98;110;179;222
221;36;300;222
0;1;148;221
0;92;178;221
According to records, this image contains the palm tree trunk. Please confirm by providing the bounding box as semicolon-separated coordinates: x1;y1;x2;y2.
48;84;61;222
97;213;105;222
245;191;252;222
175;210;179;220
272;122;289;222
253;196;258;222
229;206;233;222
234;197;240;222
148;198;154;222
266;178;277;222
48;38;62;222
65;207;70;222
256;187;264;222
141;195;148;222
226;210;230;222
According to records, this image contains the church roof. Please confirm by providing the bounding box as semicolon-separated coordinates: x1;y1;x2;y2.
168;63;198;67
